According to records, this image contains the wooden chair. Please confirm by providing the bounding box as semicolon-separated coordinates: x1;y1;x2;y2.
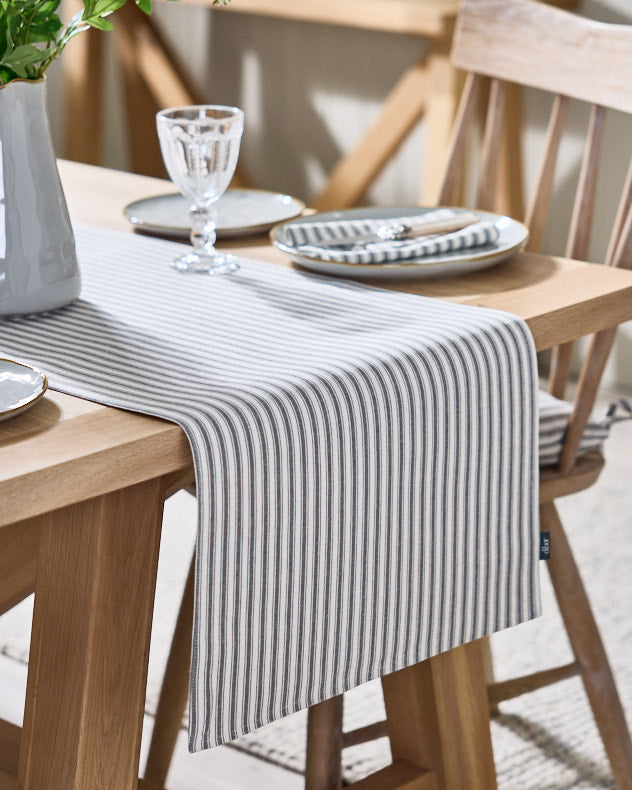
313;2;632;787
142;1;632;788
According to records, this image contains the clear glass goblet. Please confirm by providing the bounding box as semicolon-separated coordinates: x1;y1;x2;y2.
156;105;244;275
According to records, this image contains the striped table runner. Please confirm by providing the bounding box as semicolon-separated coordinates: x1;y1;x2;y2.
0;224;540;750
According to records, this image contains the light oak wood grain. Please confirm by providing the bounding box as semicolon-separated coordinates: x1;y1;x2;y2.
0;519;39;616
382;640;497;789
524;94;569;253
348;761;435;790
452;0;632;114
0;713;165;790
18;481;165;789
0;402;192;528
178;0;459;37
476;79;507;211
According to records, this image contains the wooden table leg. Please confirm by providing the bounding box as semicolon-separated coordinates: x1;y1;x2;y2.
18;478;166;790
381;639;498;790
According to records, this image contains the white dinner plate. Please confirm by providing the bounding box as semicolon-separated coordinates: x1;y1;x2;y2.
271;207;529;280
0;359;48;422
124;188;305;239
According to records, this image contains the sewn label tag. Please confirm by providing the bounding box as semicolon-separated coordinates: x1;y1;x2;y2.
540;531;551;561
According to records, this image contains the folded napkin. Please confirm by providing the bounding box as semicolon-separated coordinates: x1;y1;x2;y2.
285;208;500;264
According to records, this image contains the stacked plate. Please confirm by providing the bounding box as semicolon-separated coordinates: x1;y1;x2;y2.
271;207;529;280
124;188;305;239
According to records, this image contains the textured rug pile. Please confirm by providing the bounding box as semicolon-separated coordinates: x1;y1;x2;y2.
1;395;630;789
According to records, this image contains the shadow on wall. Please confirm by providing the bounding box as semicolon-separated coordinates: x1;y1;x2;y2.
583;0;632;23
200;12;428;206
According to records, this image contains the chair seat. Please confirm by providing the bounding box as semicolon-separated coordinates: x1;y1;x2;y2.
538;390;629;467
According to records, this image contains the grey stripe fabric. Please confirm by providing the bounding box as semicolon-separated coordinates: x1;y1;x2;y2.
285;208;499;264
0;224;540;750
538;390;629;466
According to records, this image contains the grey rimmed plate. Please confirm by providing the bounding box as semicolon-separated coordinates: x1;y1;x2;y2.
270;207;529;280
124;188;305;239
0;359;48;422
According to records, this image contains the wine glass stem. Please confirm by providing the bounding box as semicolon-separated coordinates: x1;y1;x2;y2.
190;206;217;254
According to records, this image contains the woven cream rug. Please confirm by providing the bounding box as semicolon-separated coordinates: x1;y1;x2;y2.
2;396;631;789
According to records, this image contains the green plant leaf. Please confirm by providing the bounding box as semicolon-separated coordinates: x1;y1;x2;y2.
81;15;114;31
89;0;127;16
27;18;64;42
32;1;62;17
1;43;55;67
0;65;19;85
0;0;232;83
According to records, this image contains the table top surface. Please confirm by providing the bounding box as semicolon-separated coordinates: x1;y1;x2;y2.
2;158;632;527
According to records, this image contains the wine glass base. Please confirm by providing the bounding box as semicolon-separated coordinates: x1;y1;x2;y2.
170;251;240;275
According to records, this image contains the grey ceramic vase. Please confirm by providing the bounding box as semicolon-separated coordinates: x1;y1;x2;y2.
0;78;81;317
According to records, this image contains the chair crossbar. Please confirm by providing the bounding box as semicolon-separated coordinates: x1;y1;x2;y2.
342;721;389;749
487;661;582;707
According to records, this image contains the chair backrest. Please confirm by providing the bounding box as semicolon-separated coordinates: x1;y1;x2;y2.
438;0;632;473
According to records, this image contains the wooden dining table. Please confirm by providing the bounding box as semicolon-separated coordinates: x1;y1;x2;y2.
2;159;632;790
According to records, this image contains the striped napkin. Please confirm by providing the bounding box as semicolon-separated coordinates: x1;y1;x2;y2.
0;224;539;750
285;208;500;264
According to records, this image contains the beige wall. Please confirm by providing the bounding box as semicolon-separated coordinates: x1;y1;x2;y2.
49;0;632;389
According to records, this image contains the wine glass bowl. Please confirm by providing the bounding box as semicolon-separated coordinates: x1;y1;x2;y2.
156;105;244;274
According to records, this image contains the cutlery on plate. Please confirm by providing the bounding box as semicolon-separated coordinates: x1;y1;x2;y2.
297;211;481;251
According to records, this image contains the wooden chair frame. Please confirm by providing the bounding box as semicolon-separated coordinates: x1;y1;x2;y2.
309;3;632;788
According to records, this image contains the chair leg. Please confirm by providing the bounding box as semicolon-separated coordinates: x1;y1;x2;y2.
479;635;500;715
305;695;344;790
144;551;196;786
0;518;40;617
543;501;632;790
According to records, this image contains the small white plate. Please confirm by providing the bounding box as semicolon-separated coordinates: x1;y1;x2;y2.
271;207;529;280
0;359;48;422
124;188;305;239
